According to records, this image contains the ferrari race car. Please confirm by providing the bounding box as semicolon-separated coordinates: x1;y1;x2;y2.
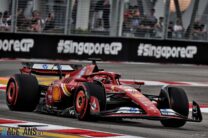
6;60;202;127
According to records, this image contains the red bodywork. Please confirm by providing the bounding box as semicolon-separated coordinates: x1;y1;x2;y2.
19;62;202;122
28;64;161;118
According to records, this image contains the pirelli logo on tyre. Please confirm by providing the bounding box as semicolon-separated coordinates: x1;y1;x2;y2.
0;39;34;53
137;43;198;59
57;40;122;56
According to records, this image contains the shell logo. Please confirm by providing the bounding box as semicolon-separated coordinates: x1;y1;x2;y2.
52;86;61;101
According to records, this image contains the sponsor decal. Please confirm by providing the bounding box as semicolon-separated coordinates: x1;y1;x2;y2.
0;39;34;52
0;127;43;136
130;107;139;113
0;127;7;136
42;64;48;69
32;64;73;71
116;107;141;114
57;40;122;55
0;117;138;137
137;43;197;59
160;109;177;116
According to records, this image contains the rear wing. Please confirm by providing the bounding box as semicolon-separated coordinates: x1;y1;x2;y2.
20;62;82;76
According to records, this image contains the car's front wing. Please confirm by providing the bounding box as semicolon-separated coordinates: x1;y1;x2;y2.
96;101;202;122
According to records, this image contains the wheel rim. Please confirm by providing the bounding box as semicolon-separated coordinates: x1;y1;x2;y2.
7;82;16;104
76;90;86;113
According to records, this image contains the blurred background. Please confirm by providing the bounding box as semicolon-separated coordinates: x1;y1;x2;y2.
0;0;207;41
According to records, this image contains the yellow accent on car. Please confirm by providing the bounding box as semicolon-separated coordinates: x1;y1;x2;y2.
52;86;61;101
61;84;71;96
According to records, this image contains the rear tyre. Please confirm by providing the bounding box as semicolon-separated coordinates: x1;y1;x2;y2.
74;82;106;121
158;86;189;127
6;74;40;111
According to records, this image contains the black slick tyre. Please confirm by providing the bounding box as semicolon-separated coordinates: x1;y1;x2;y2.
74;82;106;121
158;86;189;127
6;74;40;111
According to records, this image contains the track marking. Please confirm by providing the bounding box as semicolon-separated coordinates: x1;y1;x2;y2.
189;108;208;113
0;118;140;138
189;103;208;113
0;126;81;138
0;77;8;85
0;84;6;91
0;118;25;124
121;79;208;87
48;129;122;137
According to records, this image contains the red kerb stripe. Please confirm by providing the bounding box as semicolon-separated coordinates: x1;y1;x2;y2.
48;129;121;137
0;87;6;90
189;103;208;108
0;119;25;124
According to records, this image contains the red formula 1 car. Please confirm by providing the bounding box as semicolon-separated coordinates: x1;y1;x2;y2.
6;60;202;127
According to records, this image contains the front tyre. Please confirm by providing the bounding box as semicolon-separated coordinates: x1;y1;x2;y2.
74;82;106;121
6;74;40;111
158;86;189;127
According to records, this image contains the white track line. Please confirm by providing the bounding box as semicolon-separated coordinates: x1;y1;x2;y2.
190;108;208;113
0;84;6;90
122;79;208;87
0;84;6;87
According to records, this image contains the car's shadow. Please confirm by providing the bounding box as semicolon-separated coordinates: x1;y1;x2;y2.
95;118;193;131
35;110;196;131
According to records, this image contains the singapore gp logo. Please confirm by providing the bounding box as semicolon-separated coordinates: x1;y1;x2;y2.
137;43;197;59
57;40;122;55
0;39;34;52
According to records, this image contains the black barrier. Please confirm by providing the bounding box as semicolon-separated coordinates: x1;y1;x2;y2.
0;33;208;64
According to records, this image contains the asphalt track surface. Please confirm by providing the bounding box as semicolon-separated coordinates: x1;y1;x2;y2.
0;61;208;138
